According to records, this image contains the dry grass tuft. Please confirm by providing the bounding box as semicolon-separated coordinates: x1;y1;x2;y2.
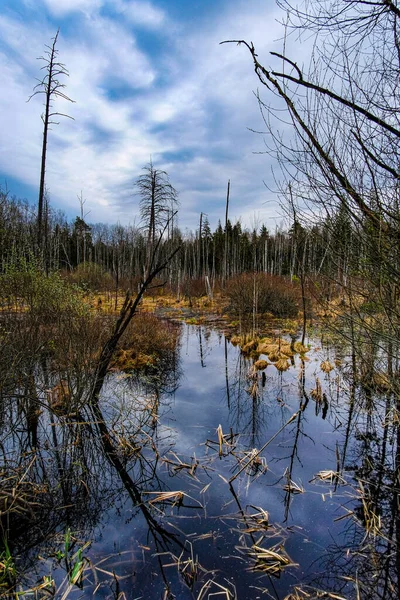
206;426;238;457
262;343;279;355
254;359;268;371
275;358;290;371
320;360;334;373
310;470;346;485
280;344;294;357
242;339;259;354
293;342;309;354
259;336;273;345
283;469;305;494
245;542;297;577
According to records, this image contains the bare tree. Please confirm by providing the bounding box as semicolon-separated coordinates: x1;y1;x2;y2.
29;29;74;252
222;0;400;350
134;161;178;279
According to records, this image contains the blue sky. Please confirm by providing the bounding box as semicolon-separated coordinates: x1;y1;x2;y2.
0;0;291;232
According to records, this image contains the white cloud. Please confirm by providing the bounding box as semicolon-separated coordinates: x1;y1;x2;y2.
0;0;301;229
115;0;166;29
41;0;103;16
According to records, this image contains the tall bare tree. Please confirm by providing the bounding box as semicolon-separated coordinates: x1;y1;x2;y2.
29;29;74;252
134;161;178;279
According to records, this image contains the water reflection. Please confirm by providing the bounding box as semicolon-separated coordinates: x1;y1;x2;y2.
0;322;399;599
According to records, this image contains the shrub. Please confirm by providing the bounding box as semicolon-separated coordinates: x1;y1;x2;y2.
0;259;88;321
225;273;299;319
68;262;113;292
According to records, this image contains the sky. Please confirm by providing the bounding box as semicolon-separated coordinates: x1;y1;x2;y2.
0;0;294;233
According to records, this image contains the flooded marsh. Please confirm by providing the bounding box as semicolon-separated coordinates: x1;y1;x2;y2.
0;321;399;600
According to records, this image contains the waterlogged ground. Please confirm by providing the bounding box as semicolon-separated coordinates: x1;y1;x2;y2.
2;323;399;600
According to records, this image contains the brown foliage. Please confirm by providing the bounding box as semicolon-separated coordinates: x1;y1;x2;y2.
225;273;299;319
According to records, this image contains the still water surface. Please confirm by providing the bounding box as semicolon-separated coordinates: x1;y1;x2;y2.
7;323;398;599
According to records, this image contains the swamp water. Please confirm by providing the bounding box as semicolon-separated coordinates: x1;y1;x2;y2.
1;323;399;599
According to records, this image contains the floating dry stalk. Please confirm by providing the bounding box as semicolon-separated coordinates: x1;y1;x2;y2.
116;434;142;458
235;449;268;477
358;481;382;537
162;451;201;478
206;425;238;457
143;490;203;511
197;578;237;600
161;541;208;589
310;470;346;485
284;585;347;600
239;506;270;534
282;469;305;494
245;541;297;577
229;411;299;483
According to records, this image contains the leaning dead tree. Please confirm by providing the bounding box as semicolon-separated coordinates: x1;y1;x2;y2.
29;29;74;251
87;216;180;521
89;213;180;407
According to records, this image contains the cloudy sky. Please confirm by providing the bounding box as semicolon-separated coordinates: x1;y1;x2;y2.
0;0;293;232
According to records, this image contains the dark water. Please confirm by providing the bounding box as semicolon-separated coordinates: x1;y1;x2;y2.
2;323;398;599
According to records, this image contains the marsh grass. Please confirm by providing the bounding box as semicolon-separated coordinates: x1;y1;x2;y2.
205;426;239;457
161;540;209;590
142;490;204;512
283;469;305;495
0;538;16;590
237;539;297;577
310;470;346;486
197;578;237;600
0;457;47;521
162;451;202;479
283;585;348;600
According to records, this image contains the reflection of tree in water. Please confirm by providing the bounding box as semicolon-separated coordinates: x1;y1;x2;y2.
224;342;295;448
196;324;214;368
0;325;187;597
303;368;400;599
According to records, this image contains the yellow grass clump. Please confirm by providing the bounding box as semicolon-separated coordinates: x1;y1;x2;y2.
371;371;391;391
320;360;334;373
254;359;269;371
262;343;279;355
259;337;273;345
268;349;281;362
293;342;309;354
280;344;294;357
242;339;259;354
275;358;290;371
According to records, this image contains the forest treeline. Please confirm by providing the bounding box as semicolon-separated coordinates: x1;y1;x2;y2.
0;186;364;301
